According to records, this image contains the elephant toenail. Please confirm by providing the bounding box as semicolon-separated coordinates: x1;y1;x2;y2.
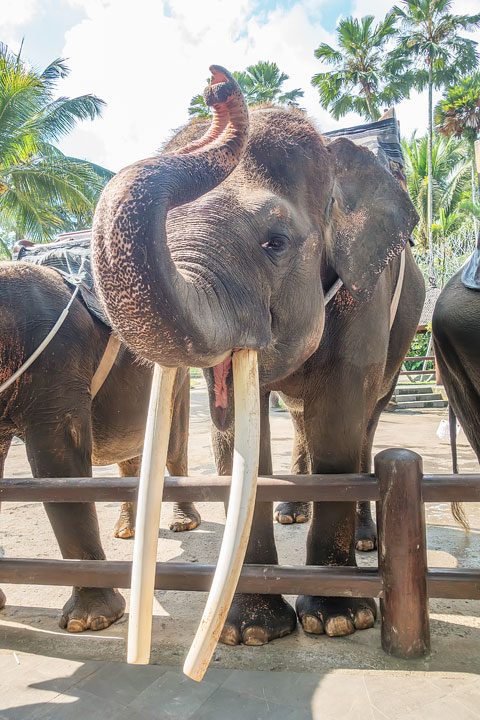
356;539;375;552
91;616;109;631
301;614;324;635
324;615;355;637
66;619;85;633
220;625;241;646
277;514;294;524
243;627;269;645
354;609;375;630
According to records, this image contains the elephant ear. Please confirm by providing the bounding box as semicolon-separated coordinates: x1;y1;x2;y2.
327;137;418;300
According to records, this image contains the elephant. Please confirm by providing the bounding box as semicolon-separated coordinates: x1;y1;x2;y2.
432;239;480;466
93;66;424;646
0;259;196;631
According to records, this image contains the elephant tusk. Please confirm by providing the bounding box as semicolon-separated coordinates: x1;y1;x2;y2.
183;349;260;681
127;364;177;664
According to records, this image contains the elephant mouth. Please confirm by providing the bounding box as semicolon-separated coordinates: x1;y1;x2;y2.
205;352;234;430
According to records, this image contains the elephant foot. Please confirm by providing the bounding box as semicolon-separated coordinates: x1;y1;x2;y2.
169;502;201;532
60;587;125;633
355;504;377;552
0;587;5;610
274;501;311;525
114;501;135;539
296;595;376;637
220;593;296;646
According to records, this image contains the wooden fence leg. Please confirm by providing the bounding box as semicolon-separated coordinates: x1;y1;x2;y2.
375;448;430;659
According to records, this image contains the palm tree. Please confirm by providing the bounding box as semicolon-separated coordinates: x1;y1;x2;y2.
311;14;410;121
0;43;111;250
435;72;480;235
233;62;303;107
187;93;210;119
403;132;473;281
391;0;480;285
187;61;303;117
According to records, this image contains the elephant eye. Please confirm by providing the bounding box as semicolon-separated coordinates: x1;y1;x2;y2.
261;234;288;252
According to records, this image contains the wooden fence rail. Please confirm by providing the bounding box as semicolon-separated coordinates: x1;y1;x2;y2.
1;448;480;662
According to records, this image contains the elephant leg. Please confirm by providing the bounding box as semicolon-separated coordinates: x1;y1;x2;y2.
274;407;311;525
167;369;200;532
0;432;12;610
296;387;377;638
355;378;399;552
25;411;125;633
217;392;296;646
114;457;139;539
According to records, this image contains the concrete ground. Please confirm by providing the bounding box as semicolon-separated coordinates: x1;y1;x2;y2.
1;386;480;718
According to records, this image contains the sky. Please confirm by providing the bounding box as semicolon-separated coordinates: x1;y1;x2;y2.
2;0;479;172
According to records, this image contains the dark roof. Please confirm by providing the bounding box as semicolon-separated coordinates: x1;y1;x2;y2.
419;287;442;326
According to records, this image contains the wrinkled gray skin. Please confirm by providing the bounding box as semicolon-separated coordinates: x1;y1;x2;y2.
433;270;480;464
93;68;424;644
0;262;194;629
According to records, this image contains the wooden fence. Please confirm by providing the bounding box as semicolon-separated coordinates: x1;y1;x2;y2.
399;355;436;378
1;448;479;661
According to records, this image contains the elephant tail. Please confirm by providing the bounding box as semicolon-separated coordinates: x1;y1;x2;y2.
449;403;470;531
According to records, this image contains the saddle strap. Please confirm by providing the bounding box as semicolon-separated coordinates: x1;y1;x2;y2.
389;249;406;330
91;334;122;399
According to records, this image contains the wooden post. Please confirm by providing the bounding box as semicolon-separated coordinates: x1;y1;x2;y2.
375;448;430;658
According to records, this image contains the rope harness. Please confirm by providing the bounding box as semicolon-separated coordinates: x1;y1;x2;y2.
324;248;406;327
0;257;120;398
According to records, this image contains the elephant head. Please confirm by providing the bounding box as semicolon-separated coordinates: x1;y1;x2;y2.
93;70;416;427
92;66;418;677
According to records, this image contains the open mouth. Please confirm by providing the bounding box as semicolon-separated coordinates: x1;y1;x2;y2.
213;353;232;409
206;352;234;430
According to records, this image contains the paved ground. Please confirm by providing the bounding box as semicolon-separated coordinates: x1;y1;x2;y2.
1;386;480;718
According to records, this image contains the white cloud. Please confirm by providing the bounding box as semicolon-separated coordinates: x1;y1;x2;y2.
0;0;40;52
0;0;39;27
58;0;341;169
35;0;479;170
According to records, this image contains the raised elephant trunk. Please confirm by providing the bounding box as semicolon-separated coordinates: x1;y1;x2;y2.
92;66;249;367
94;67;262;680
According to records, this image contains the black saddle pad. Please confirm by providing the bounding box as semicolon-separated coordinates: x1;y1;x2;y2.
461;240;480;291
14;230;109;325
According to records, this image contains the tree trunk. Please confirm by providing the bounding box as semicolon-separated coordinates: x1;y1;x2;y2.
427;66;435;287
471;141;479;239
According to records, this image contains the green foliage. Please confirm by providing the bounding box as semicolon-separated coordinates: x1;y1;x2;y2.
0;44;112;243
435;72;480;143
188;93;210;119
312;13;410;121
188;61;304;117
402;133;472;245
403;131;477;285
404;332;433;372
390;0;480;91
232;62;303;107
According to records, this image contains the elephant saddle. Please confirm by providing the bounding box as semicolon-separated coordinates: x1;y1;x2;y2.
14;229;109;325
461;238;480;291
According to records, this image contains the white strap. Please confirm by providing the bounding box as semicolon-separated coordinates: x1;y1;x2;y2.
0;258;87;396
324;249;406;326
324;277;343;305
91;334;121;399
0;283;82;395
389;249;406;329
